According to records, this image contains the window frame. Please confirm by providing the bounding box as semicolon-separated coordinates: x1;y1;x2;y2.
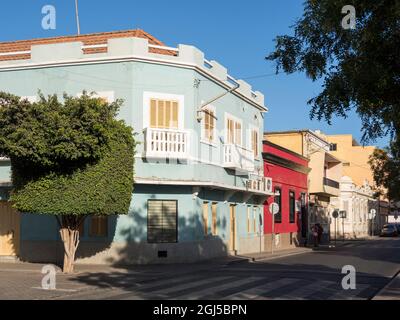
248;125;260;159
147;199;178;244
143;92;185;130
274;187;282;223
225;113;243;146
289;190;296;223
201;105;217;145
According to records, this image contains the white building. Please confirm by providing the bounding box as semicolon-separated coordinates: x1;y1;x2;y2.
330;176;377;239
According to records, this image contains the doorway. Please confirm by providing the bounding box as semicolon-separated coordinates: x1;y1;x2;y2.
0;201;20;256
229;204;236;252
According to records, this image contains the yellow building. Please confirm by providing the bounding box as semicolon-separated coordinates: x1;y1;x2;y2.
265;130;342;243
324;134;387;234
323;134;375;187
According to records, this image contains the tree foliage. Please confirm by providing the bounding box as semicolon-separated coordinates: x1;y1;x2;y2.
369;142;400;202
0;91;135;273
266;0;400;142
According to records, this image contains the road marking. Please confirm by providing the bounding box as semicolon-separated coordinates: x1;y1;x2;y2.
31;287;78;292
274;280;334;300
150;276;233;296
173;276;265;300
225;278;294;300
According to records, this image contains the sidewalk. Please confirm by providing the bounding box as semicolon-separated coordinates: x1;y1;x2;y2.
231;247;312;264
372;272;400;300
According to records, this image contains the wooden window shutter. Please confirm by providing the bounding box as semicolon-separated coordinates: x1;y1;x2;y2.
234;121;242;145
252;130;259;157
209;110;215;141
211;203;217;235
172;101;178;129
89;216;108;237
150;99;157;128
202;202;208;235
165;101;171;128
78;220;84;236
227;119;234;144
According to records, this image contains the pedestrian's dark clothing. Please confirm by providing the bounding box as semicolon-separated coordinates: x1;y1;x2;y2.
311;225;319;247
317;224;323;243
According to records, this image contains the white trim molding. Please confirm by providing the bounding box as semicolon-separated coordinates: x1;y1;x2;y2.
134;177;274;196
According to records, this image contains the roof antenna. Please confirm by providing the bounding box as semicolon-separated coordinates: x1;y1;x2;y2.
75;0;81;35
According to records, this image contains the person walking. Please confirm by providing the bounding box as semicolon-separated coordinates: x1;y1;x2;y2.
316;223;324;244
311;224;319;247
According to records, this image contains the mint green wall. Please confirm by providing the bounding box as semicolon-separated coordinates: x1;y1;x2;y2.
1;58;265;255
0;60;264;189
0;160;11;182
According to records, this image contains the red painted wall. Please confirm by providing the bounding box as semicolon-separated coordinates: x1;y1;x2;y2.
264;142;308;235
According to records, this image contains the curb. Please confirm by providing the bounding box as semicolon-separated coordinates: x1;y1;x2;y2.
224;248;312;266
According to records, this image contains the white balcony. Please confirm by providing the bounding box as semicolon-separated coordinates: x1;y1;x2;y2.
144;128;190;160
223;144;255;172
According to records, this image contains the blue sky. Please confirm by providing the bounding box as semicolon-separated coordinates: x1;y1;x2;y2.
0;0;389;147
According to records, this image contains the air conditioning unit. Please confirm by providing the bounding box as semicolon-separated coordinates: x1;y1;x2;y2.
264;177;273;193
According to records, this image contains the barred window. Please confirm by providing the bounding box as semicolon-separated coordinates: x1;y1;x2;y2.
148;200;178;243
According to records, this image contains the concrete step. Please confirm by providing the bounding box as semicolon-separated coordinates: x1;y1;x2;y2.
0;256;20;263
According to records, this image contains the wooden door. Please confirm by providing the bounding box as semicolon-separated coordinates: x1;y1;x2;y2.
229;204;236;251
0;201;20;256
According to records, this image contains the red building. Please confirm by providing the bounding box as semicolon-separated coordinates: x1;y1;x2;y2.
263;140;310;250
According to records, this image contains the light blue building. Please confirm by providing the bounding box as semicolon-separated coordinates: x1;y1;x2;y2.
0;30;272;264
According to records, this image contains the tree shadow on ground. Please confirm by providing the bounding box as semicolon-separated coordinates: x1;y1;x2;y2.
68;254;393;300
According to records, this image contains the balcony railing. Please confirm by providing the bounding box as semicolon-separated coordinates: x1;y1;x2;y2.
144;128;190;159
323;177;340;189
223;144;254;172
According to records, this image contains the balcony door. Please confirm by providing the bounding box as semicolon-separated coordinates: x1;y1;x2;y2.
226;117;242;146
150;98;179;129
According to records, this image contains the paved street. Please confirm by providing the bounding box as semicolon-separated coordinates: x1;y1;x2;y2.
0;237;399;300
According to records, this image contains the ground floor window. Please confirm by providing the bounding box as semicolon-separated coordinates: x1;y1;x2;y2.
147;200;178;243
289;191;295;223
89;216;108;237
274;187;282;223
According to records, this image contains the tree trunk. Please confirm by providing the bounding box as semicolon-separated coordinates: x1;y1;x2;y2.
58;215;85;274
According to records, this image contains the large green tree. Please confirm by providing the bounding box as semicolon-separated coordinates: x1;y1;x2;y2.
0;92;135;273
267;0;400;142
369;142;400;203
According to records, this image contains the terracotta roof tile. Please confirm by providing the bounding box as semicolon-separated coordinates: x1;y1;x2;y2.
0;29;176;61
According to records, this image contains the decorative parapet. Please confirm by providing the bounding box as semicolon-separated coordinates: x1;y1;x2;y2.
0;36;265;109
